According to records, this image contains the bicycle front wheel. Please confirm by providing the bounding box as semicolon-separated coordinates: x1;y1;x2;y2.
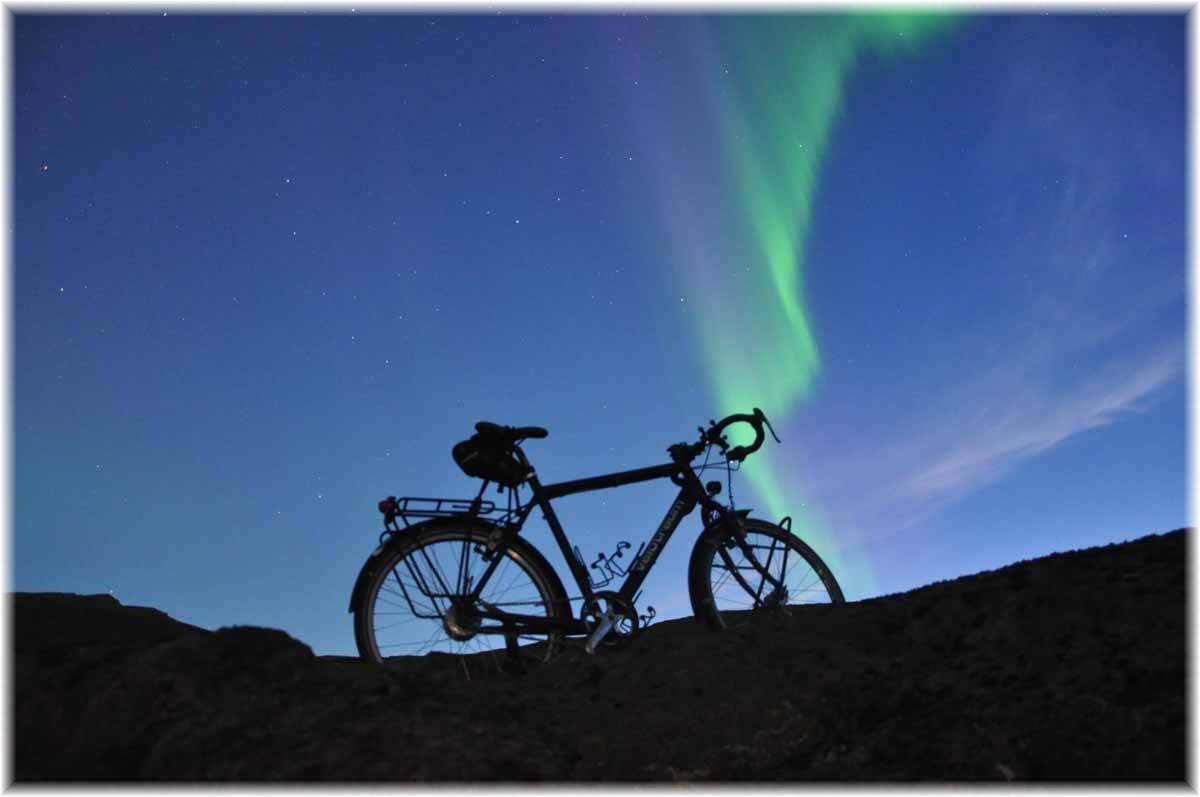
354;523;568;674
688;517;845;630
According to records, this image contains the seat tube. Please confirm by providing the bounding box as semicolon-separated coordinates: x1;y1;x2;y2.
525;474;596;603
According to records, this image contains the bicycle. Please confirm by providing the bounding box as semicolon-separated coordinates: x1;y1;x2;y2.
349;408;845;673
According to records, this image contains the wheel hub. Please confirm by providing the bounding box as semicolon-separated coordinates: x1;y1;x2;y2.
761;585;787;608
442;602;481;641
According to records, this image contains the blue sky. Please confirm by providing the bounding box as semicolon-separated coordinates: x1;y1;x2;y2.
13;12;1186;655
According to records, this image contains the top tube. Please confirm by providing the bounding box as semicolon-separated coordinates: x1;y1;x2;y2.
538;461;681;501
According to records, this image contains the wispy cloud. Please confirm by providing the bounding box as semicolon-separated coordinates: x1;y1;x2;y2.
813;339;1183;541
782;32;1186;548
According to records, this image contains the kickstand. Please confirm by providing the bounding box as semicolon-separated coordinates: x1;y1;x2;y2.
504;632;526;675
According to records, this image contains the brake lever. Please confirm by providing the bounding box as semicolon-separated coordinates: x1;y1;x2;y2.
755;408;782;444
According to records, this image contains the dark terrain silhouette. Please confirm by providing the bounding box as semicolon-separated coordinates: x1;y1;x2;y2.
13;529;1186;782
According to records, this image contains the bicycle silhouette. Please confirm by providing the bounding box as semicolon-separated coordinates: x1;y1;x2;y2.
349;408;844;673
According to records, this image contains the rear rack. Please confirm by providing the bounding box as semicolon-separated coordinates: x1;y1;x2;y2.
399;496;497;519
379;495;519;533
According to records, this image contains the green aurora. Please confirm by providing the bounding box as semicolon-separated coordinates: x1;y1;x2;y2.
693;14;962;592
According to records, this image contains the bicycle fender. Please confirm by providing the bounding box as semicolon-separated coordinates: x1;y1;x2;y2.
348;541;391;613
347;517;503;613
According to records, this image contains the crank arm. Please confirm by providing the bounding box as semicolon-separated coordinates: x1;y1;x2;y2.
584;605;620;654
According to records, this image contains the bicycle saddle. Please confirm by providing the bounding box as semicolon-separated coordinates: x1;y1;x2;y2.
475;422;549;440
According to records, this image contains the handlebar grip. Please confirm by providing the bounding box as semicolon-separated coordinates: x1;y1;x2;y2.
709;410;766;461
697;408;777;462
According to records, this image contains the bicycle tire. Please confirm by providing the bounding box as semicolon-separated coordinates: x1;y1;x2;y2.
688;516;845;631
354;521;569;674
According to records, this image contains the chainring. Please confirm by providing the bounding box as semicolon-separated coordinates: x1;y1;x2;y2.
580;591;640;645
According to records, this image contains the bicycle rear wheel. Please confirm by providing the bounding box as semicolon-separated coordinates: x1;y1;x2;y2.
354;523;568;675
688;516;845;630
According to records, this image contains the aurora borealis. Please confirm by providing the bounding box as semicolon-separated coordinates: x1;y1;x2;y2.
627;14;963;588
15;13;1185;656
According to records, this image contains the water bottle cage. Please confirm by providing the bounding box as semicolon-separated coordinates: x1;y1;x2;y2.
573;540;647;589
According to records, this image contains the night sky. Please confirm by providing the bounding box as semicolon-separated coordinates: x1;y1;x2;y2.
15;12;1186;656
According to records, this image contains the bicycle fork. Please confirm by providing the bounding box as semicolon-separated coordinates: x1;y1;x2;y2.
719;514;792;609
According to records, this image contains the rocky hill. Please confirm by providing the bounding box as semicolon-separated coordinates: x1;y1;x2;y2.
13;529;1187;782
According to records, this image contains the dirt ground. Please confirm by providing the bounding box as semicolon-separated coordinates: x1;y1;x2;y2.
12;528;1186;782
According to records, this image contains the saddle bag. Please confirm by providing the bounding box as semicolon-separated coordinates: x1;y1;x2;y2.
452;434;527;488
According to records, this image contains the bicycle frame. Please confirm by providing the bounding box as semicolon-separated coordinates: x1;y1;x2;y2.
355;409;825;662
448;450;733;638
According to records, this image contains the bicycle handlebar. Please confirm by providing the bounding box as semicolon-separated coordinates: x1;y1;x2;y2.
695;407;780;462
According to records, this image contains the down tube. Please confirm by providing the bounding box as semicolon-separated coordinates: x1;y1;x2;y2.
618;488;698;603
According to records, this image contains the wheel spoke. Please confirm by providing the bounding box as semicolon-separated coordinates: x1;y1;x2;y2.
702;521;843;626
